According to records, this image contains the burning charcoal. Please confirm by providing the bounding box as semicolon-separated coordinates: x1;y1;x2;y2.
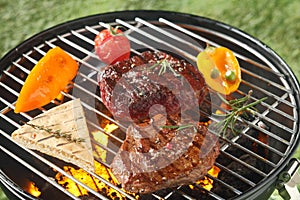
216;154;263;196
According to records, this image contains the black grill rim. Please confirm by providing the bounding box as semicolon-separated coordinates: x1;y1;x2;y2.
0;10;299;200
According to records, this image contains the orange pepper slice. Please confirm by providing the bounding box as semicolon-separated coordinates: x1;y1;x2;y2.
197;46;241;95
14;47;78;113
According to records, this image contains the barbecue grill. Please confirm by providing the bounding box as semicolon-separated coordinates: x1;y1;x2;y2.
1;10;300;200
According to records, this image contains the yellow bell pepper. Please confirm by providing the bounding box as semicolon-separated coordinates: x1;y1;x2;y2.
197;46;241;95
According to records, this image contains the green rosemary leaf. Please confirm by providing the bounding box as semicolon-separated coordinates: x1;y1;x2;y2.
213;90;267;137
161;125;181;129
161;124;195;131
24;122;85;143
148;59;180;77
176;124;195;131
148;60;163;70
158;61;166;76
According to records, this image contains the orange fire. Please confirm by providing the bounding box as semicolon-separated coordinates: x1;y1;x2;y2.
93;123;119;162
26;181;41;197
55;85;73;102
55;123;126;199
215;102;229;115
55;162;125;199
190;166;220;191
55;122;220;198
103;123;119;133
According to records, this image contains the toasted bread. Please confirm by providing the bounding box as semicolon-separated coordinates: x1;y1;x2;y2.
12;99;94;171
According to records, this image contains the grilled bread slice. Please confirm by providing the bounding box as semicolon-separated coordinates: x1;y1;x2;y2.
12;99;94;172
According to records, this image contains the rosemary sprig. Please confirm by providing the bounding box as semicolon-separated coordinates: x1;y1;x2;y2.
213;90;267;136
161;124;196;131
22;121;85;143
148;59;180;77
156;90;266;138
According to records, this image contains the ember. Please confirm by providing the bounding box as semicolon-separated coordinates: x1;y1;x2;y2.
189;166;220;191
26;181;41;197
54;123;128;199
93;123;119;162
104;123;119;133
55;162;125;199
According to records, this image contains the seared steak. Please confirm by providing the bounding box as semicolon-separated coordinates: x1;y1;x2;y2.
110;114;220;194
98;51;211;123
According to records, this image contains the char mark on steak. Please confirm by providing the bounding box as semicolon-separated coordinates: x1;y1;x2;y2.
110;114;220;194
98;51;211;124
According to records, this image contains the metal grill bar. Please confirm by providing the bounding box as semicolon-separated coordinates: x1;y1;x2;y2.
0;130;111;200
215;162;256;187
156;18;297;122
0;170;41;200
93;20;296;154
0;26;288;199
240;69;293;94
114;19;197;62
158;18;286;78
241;79;295;108
0;143;81;200
111;19;296;123
0;15;298;200
53;15;297;184
2;66;125;146
135;17;202;52
7;58;283;177
231;92;295;147
206;173;243;195
238;91;296;122
138;17;293;97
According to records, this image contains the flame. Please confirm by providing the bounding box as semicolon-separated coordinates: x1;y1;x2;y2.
92;130;109;162
55;84;73;101
55;123;126;199
215;102;229;115
55;162;125;199
104;123;119;133
26;181;41;197
55;122;220;198
92;123;119;162
253;131;269;158
208;165;220;178
215;109;224;115
190;166;220;191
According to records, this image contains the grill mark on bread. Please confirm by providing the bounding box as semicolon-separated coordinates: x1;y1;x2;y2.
11;99;95;172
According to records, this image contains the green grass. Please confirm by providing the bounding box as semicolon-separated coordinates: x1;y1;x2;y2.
0;0;299;199
0;0;299;79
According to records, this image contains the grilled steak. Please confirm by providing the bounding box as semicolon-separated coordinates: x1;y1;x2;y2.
110;114;220;194
98;51;211;123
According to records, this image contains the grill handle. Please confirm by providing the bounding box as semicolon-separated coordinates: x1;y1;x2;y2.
276;158;300;200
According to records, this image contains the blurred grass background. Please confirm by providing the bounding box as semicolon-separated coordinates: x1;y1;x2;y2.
0;0;299;199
